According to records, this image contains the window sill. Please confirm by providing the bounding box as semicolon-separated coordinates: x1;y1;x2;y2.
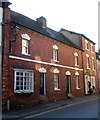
53;60;59;63
54;88;60;91
76;88;80;90
14;90;33;93
86;48;89;51
21;53;31;56
91;51;94;53
75;65;79;67
87;67;90;70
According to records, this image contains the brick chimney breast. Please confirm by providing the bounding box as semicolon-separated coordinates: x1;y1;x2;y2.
36;16;47;28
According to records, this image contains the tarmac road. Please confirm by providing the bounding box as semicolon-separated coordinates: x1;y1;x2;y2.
27;98;98;119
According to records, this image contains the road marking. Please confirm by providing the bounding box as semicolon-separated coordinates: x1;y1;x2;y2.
23;97;98;119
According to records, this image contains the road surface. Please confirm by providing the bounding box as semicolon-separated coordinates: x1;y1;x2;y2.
26;98;99;119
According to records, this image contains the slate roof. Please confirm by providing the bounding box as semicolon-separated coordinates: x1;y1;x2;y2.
10;10;82;50
45;27;81;50
10;11;50;36
60;28;95;44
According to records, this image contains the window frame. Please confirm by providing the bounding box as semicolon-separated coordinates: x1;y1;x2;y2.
74;53;78;66
14;69;34;93
22;39;29;55
85;40;89;50
92;57;95;70
76;75;80;89
91;76;96;88
54;73;59;90
86;55;90;69
53;45;58;62
53;49;58;61
90;44;94;53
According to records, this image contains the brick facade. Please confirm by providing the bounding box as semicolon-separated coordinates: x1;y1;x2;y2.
1;2;98;109
81;36;99;94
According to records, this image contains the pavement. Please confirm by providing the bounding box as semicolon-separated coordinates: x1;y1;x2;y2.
2;94;98;120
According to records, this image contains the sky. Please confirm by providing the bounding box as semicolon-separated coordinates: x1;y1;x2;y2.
9;0;99;51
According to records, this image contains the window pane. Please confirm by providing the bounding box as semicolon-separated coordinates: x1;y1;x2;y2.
15;70;33;92
16;72;19;75
75;56;78;66
87;57;90;68
22;39;27;46
22;47;27;54
16;86;19;90
92;59;95;70
76;76;80;89
22;39;28;54
53;49;58;61
54;74;58;89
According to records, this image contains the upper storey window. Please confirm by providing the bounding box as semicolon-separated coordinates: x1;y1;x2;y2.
21;34;31;55
74;52;78;66
90;43;94;52
53;45;58;61
86;54;90;69
92;57;95;70
85;40;89;50
22;39;29;54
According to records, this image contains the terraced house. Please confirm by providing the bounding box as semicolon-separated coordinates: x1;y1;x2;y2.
0;2;98;109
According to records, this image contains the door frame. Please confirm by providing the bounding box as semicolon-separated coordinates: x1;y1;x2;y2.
40;73;46;96
39;67;46;96
85;75;90;94
66;75;71;94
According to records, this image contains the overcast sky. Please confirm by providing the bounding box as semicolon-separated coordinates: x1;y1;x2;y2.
9;0;99;51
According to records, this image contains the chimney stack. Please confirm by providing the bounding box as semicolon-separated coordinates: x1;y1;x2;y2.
0;0;11;7
36;16;47;28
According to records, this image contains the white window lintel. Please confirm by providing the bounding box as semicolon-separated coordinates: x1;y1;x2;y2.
53;45;58;50
53;68;59;73
66;71;71;75
75;71;79;76
74;52;78;56
21;33;31;40
39;67;47;73
86;54;89;57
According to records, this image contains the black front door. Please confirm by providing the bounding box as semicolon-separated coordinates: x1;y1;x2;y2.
66;75;71;93
40;73;45;95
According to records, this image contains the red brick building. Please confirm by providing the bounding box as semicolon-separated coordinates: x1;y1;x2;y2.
60;29;98;95
0;2;98;109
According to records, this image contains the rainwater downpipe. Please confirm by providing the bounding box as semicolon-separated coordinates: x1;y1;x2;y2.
2;2;11;111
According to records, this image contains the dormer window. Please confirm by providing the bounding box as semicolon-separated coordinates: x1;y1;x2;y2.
74;52;78;66
53;45;58;61
85;40;89;50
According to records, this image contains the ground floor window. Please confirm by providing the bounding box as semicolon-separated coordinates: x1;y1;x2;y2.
91;76;96;88
14;69;34;93
76;75;80;89
54;73;59;90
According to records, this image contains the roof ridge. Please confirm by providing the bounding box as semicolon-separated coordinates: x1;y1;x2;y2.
60;28;95;44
